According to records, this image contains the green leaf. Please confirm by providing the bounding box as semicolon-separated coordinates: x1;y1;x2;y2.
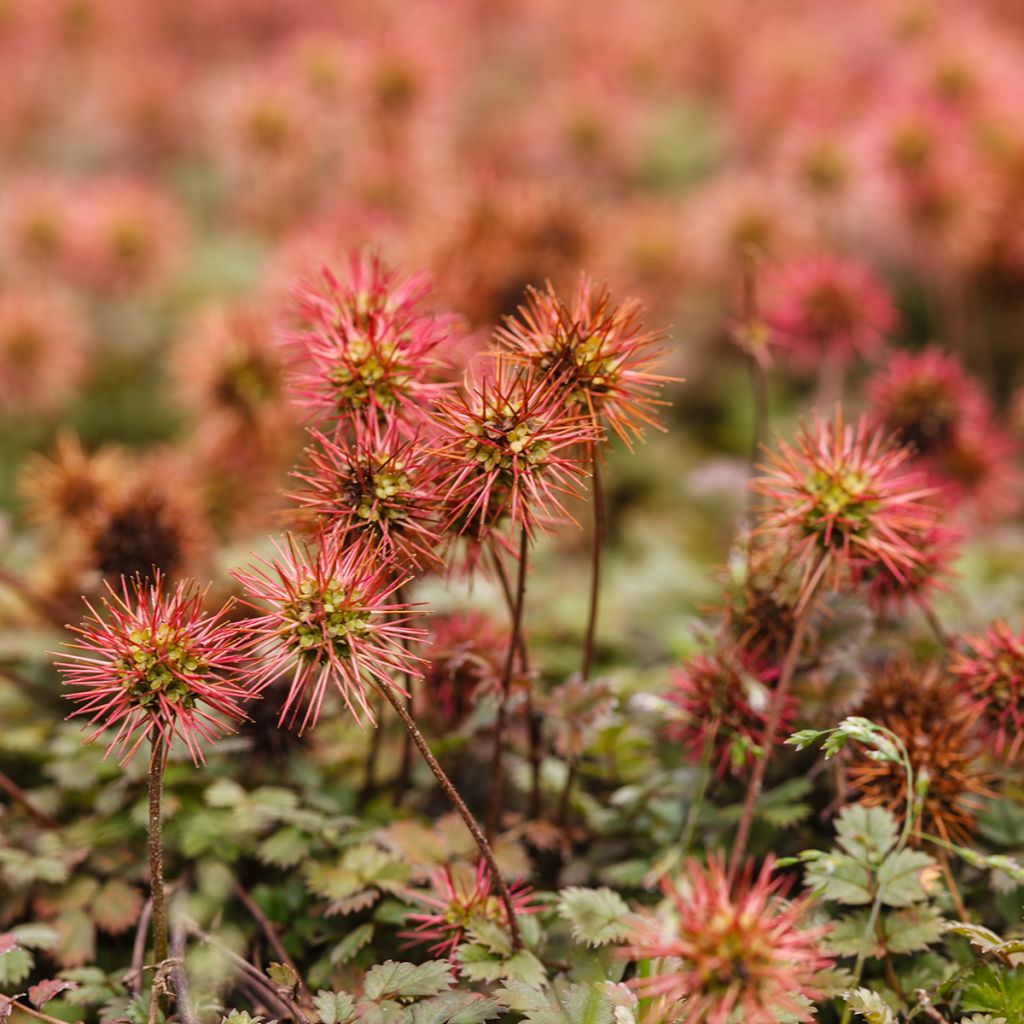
804;853;873;905
410;993;503;1024
314;991;356;1024
267;962;299;993
842;987;896;1024
330;924;374;965
0;947;33;986
876;849;937;907
259;827;311;869
827;911;883;958
459;945;509;985
363;962;454;1001
11;924;59;950
502;951;547;988
835;804;898;866
882;904;945;954
946;923;1007;957
557;889;632;948
962;964;1024;1023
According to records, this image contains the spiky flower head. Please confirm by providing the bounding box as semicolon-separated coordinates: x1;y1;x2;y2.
419;612;510;731
866;348;1021;522
665;649;795;777
496;274;673;447
863;521;959;614
233;532;423;734
952;622;1024;761
432;355;598;539
401;861;537;962
290;418;444;572
285;252;452;430
763;253;895;368
56;574;255;765
866;346;984;458
753;411;940;608
18;432;125;531
621;857;832;1024
848;660;991;845
0;287;88;413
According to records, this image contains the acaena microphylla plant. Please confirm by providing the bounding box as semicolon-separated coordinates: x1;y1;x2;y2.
289;417;445;572
233;531;423;734
284;252;453;431
849;659;992;847
432;353;599;542
496;273;673;448
731;411;940;881
55;572;256;1005
753;410;941;611
762;252;896;371
56;572;256;765
400;861;538;962
620;856;833;1024
952;622;1024;762
665;647;797;779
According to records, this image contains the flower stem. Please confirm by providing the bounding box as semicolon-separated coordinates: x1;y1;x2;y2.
377;682;524;951
727;556;827;885
491;548;539;818
581;447;604;681
486;529;529;841
555;447;605;828
148;738;168;963
680;718;720;857
148;737;168;1020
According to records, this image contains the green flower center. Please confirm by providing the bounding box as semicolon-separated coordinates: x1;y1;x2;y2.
328;336;411;409
805;468;879;544
282;577;372;662
464;401;551;475
116;624;204;710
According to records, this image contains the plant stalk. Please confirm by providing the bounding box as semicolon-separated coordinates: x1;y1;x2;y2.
377;681;524;951
486;528;529;841
727;556;828;884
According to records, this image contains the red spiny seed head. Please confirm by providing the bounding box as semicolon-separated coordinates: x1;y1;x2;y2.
290;418;445;572
419;611;510;730
865;346;985;457
665;649;796;777
496;274;674;446
18;432;126;530
763;253;895;368
621;857;832;1024
752;411;940;606
232;532;424;734
849;660;991;845
952;622;1024;761
432;355;599;539
863;520;959;614
400;861;537;961
55;573;256;765
284;252;453;429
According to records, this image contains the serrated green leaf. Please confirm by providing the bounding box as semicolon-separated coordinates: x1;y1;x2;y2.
11;924;59;950
876;849;937;907
314;990;356;1024
330;924;373;965
259;827;311;869
410;992;503;1024
364;961;454;1001
843;987;896;1024
835;805;898;866
883;904;945;954
557;889;631;948
804;854;873;905
0;947;33;986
